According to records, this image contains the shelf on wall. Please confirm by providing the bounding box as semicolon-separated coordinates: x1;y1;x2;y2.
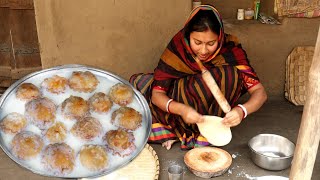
223;18;282;26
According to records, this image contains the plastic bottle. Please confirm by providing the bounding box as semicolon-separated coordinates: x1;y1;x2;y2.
237;9;244;20
254;0;261;20
192;0;201;10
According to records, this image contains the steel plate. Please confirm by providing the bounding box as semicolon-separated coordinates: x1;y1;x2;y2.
0;64;152;178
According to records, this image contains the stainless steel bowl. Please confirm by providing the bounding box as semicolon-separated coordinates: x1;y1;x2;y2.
248;134;295;171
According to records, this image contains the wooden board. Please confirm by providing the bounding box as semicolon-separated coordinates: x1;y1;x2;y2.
184;147;232;178
8;0;34;10
0;7;11;79
9;9;41;80
0;4;41;89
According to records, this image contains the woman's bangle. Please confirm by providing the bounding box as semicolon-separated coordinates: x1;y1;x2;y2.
237;104;247;119
166;99;173;113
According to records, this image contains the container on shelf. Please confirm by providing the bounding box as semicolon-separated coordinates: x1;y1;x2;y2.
237;9;244;20
245;8;254;20
254;0;261;20
192;0;201;10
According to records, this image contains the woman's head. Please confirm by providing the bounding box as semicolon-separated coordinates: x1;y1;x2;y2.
184;7;223;61
185;10;221;37
189;29;219;61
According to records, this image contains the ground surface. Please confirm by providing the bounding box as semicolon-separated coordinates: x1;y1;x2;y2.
0;98;319;180
151;99;319;180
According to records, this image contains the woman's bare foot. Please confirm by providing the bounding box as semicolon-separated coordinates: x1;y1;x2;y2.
161;140;177;150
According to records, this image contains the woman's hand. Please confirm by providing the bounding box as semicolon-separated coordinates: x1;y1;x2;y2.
151;89;204;124
222;106;243;127
222;83;267;127
180;105;204;124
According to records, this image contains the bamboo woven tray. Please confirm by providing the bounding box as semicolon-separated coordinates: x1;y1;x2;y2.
285;46;314;106
275;0;320;16
81;143;160;180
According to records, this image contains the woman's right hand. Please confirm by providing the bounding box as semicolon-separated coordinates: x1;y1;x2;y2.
151;89;204;124
180;105;204;124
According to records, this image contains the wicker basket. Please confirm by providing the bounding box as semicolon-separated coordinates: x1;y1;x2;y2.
285;46;314;106
81;143;160;180
275;0;320;16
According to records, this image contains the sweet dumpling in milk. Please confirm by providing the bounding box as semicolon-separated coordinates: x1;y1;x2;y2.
44;122;68;143
103;129;136;157
71;117;103;141
68;71;99;93
111;107;142;131
61;96;90;121
25;97;57;130
79;144;109;171
15;83;41;101
41;143;75;175
88;92;113;113
108;83;134;106
41;75;68;94
0;112;28;134
11;131;44;160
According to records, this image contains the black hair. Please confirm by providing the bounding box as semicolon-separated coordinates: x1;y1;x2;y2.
184;10;221;42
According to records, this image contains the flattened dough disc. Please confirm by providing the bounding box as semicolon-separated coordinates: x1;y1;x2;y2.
197;115;232;146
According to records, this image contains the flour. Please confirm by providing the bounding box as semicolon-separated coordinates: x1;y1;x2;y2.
232;152;241;158
226;165;289;180
236;170;254;179
227;152;287;179
251;176;289;180
228;152;241;174
227;165;239;175
227;166;288;180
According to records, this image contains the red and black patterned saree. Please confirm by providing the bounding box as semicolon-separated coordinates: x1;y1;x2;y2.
130;5;260;150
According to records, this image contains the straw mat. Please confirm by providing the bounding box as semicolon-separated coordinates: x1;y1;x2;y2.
275;0;320;17
1;85;158;178
81;144;159;180
285;46;314;106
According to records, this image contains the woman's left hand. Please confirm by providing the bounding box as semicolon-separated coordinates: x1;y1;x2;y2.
222;107;243;127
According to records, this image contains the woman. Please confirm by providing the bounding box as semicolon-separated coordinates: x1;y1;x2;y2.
130;5;267;150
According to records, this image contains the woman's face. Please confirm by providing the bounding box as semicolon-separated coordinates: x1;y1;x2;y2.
190;30;219;61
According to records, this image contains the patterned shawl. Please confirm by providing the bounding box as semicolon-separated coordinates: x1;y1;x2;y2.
153;5;258;90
